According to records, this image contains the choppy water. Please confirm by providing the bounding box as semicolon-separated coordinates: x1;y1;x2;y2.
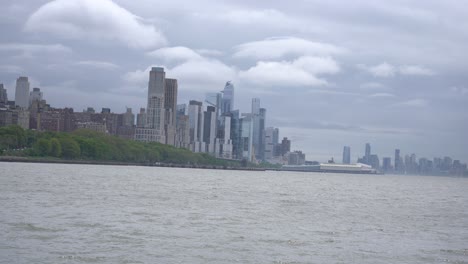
0;162;467;264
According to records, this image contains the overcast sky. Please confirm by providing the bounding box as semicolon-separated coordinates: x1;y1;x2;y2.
1;0;467;162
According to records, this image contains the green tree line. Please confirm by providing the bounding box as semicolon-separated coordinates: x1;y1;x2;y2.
0;125;244;167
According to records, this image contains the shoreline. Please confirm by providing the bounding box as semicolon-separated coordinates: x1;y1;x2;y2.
0;156;266;171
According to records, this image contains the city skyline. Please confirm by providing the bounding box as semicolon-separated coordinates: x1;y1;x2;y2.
0;0;467;161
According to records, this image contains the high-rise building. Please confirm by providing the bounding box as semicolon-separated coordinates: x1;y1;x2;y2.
188;100;204;152
395;149;402;173
229;110;241;159
365;143;371;163
281;137;291;156
205;92;222;121
164;78;178;145
0;84;7;105
135;67;166;143
203;106;217;153
215;114;233;159
136;108;146;127
122;108;135;127
15;77;30;108
264;127;279;160
29;88;43;106
251;98;266;161
342;146;351;164
239;113;253;161
382;157;392;172
221;81;234;114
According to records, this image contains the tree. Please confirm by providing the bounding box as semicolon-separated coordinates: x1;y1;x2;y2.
60;138;80;159
49;138;62;157
33;139;51;156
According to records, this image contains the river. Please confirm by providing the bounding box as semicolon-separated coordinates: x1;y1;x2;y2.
1;162;467;263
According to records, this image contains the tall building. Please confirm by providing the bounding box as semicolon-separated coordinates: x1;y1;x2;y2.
176;103;190;148
395;149;402;173
239;113;253;161
135;67;166;143
29;88;43;106
122;107;135;127
251;98;265;161
264;127;279;161
342;146;351;164
229;110;242;159
205;92;222;122
221;81;234;114
215;114;233;159
203;106;217;153
281;137;291;156
15;77;30;108
188;100;204;152
136;108;146;127
164;78;178;145
0;84;8;105
365;143;371;163
382;157;392;172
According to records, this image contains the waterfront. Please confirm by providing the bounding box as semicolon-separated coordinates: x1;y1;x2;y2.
1;162;467;263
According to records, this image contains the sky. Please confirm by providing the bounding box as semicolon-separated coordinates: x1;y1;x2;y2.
0;0;467;162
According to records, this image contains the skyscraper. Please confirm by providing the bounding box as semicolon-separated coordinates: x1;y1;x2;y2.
251;98;265;161
281;137;291;156
134;67;166;143
188;100;204;152
239;113;254;161
0;84;8;105
164;78;178;145
365;143;371;163
15;77;30;108
342;146;351;164
221;81;234;114
264;127;279;161
395;149;401;173
203;106;217;153
29;88;43;106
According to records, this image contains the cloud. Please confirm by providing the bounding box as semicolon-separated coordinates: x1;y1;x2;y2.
368;93;396;98
233;37;345;60
0;43;71;54
76;60;119;70
450;86;468;96
359;82;390;91
399;65;435;76
0;65;24;74
25;0;167;49
195;49;224;57
368;62;396;77
147;46;203;62
395;98;428;107
360;62;435;77
125;47;236;92
239;56;339;87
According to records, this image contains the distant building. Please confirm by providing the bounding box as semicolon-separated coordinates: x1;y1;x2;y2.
122;108;135;127
164;78;178;145
136;108;146;128
382;157;392;172
239;113;254;161
188;100;204;152
215;114;233;159
221;81;234;114
342;146;351;164
287;151;306;165
0;84;7;105
281;137;291;156
15;77;30;109
29;88;43;106
264;127;279;161
203;106;216;154
135;67;166;143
